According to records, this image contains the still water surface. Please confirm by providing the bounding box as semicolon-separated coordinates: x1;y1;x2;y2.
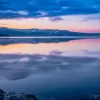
0;38;100;100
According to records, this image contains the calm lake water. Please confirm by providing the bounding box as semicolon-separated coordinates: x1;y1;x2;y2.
0;37;100;100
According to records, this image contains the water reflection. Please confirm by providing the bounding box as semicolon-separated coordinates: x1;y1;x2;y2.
0;38;77;45
0;38;100;100
0;54;99;80
0;39;100;56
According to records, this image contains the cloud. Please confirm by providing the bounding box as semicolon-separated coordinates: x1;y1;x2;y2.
49;17;64;22
82;13;100;21
37;56;48;62
0;57;30;63
0;0;100;19
0;10;28;15
82;50;100;54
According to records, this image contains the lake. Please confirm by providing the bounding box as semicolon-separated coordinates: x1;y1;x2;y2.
0;37;100;100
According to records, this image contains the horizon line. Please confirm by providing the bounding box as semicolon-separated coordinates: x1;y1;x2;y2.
0;36;100;39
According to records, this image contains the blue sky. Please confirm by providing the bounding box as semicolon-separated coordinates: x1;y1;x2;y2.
0;0;100;32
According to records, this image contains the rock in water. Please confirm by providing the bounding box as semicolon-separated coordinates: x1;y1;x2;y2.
50;98;56;100
0;89;5;100
27;94;38;100
19;93;27;100
0;89;38;100
4;91;18;100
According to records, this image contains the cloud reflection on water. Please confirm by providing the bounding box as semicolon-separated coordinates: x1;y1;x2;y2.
0;39;100;80
0;54;99;80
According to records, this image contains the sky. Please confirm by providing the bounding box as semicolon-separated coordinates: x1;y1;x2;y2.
0;0;100;33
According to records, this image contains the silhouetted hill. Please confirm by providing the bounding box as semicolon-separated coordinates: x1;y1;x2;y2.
0;27;100;37
0;28;9;36
0;34;9;37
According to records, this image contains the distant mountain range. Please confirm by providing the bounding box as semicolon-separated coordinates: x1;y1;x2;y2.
0;27;100;37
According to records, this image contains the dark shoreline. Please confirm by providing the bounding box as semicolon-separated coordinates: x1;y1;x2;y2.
1;89;100;100
0;89;38;100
